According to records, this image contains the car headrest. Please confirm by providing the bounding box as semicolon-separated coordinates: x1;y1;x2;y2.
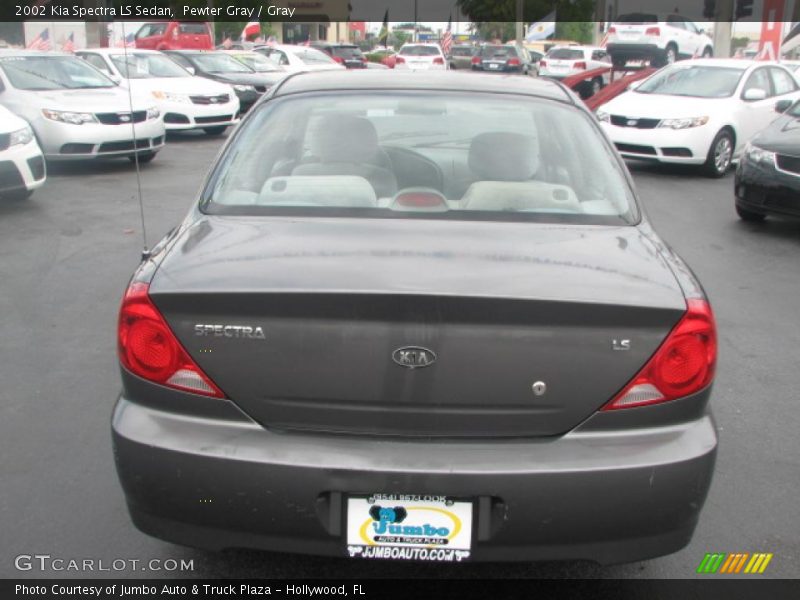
309;114;380;163
468;132;540;181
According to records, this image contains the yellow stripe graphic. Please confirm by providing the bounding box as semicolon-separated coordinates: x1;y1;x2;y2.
758;553;773;573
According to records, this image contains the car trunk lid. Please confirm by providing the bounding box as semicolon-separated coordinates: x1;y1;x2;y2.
150;217;686;438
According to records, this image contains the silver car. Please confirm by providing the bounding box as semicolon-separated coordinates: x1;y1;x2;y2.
0;51;165;163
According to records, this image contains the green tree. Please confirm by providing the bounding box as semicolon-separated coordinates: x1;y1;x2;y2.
470;22;517;43
555;22;593;43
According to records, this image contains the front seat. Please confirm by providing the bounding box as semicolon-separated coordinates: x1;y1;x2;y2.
292;115;398;199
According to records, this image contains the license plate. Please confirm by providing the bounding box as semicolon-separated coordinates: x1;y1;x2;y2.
488;63;500;69
346;494;473;562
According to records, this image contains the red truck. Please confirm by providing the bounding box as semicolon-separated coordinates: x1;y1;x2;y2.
134;22;213;51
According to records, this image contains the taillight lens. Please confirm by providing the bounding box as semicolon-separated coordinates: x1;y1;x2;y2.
471;56;481;64
507;57;521;66
574;61;587;70
645;27;661;36
603;299;716;410
539;59;547;67
118;282;225;398
332;56;344;64
433;56;444;64
608;26;617;34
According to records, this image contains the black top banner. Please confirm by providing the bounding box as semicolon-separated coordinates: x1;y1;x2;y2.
2;0;797;23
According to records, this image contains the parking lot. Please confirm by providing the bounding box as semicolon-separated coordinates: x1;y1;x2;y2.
1;131;798;579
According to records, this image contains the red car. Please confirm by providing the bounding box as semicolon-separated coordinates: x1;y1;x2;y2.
134;22;213;51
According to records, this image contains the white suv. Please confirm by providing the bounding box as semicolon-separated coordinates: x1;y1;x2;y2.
394;43;447;70
606;13;713;67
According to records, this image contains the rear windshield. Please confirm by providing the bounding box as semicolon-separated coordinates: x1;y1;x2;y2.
332;46;363;59
480;47;515;58
636;64;745;98
616;13;658;23
231;53;281;72
179;23;208;35
202;92;636;225
546;48;584;60
399;46;441;56
190;53;252;73
451;47;474;56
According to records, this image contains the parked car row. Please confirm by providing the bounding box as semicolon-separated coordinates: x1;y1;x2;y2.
0;46;296;201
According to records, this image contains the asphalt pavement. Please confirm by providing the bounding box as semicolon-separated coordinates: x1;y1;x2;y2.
1;131;798;579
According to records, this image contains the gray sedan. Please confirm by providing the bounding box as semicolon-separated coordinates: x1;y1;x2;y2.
112;71;717;565
0;51;165;162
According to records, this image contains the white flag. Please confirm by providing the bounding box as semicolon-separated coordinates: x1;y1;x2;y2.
526;11;556;42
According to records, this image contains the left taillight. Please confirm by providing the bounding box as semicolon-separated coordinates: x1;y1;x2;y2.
118;282;225;398
433;56;445;65
574;61;587;70
507;57;521;66
603;299;716;410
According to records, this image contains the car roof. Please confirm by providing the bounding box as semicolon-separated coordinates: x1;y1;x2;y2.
668;58;756;70
273;70;572;103
80;48;161;55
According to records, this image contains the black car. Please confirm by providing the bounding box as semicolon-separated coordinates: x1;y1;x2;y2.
471;45;535;75
162;50;281;112
735;98;800;221
310;43;367;69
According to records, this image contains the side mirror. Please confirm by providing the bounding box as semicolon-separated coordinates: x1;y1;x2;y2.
775;98;793;113
743;88;768;101
185;66;196;75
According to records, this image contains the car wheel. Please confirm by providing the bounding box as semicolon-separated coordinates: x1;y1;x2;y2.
703;130;734;178
203;126;227;136
129;152;156;164
702;46;713;58
736;204;766;222
665;44;678;64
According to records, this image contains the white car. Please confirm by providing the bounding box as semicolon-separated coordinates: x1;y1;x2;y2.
539;46;611;94
597;59;800;177
395;43;447;70
0;104;45;200
77;49;240;135
253;45;344;73
0;51;165;163
606;13;713;67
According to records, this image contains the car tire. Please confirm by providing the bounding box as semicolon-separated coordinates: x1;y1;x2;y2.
1;188;33;201
736;204;766;222
203;126;227;136
702;46;713;58
129;152;157;164
703;129;734;178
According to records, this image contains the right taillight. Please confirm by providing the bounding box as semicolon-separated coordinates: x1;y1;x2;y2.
332;56;344;64
539;59;547;67
645;27;661;36
603;299;716;410
471;56;481;64
118;282;225;398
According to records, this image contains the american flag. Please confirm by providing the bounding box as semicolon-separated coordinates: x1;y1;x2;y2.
27;28;51;51
441;17;453;56
61;32;75;53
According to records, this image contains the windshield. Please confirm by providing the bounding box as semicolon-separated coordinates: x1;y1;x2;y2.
400;46;441;56
0;55;116;90
203;92;636;225
292;48;337;65
480;47;515;58
331;46;363;59
547;48;584;60
191;53;253;73
636;65;745;98
230;53;281;72
787;100;800;117
111;53;189;79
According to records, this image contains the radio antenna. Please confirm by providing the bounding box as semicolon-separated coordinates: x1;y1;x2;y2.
119;21;149;259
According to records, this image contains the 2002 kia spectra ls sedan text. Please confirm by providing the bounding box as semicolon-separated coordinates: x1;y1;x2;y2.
112;71;718;565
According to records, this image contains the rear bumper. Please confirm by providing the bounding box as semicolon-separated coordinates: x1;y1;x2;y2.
112;395;717;564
